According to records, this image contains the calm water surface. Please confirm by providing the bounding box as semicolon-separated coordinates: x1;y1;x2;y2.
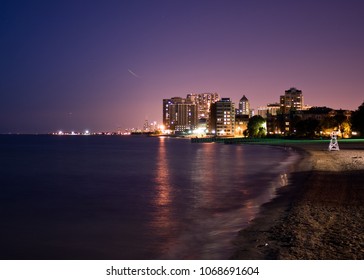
0;135;298;259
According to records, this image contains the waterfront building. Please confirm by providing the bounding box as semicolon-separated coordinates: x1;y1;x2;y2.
295;106;333;121
235;114;249;137
266;115;284;135
214;98;235;136
163;98;174;130
302;104;312;111
162;97;198;131
149;121;158;132
280;87;304;114
174;102;198;131
143;119;149;132
257;106;268;118
257;103;280;118
250;108;255;117
187;92;220;120
238;95;250;116
163;93;219;133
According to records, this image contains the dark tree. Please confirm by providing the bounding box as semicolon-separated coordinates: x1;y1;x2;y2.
295;118;320;138
247;115;266;138
321;116;337;130
351;102;364;136
334;114;346;126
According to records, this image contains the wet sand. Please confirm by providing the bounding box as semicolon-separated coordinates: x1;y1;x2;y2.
232;141;364;260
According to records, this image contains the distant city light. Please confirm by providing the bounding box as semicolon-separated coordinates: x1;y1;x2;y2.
193;127;206;135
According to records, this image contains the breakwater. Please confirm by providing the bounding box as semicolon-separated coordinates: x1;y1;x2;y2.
191;137;284;144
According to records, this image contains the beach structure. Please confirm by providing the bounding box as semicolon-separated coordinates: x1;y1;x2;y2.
328;131;340;151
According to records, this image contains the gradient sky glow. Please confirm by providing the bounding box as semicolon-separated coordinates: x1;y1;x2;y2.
1;0;364;133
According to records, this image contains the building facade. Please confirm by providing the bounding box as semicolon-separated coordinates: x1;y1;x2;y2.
238;95;250;116
257;103;280;118
280;87;303;114
186;92;220;120
162;98;173;130
214;98;235;136
162;97;198;131
235;114;249;136
174;102;198;131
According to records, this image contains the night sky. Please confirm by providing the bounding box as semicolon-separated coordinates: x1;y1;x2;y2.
1;0;364;133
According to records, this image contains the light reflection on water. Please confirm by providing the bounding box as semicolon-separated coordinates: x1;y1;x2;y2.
148;138;299;259
150;137;175;255
0;135;299;259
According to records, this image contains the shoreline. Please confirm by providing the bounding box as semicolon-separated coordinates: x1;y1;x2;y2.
231;140;364;260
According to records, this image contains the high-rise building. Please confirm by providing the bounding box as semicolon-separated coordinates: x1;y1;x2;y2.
143;119;149;132
238;95;250;116
162;97;198;131
174;102;198;131
163;98;173;130
280;87;303;114
214;98;235;136
187;92;220;120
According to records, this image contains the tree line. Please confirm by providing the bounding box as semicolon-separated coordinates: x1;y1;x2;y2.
246;101;364;138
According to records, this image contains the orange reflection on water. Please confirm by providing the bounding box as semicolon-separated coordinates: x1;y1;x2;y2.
149;137;175;256
154;137;171;206
190;143;219;208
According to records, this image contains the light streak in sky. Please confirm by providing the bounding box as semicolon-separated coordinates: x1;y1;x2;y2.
128;69;139;78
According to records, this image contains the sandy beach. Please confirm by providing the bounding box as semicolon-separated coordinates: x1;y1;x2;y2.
232;140;364;260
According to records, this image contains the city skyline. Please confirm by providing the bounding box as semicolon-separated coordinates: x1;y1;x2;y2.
1;0;364;133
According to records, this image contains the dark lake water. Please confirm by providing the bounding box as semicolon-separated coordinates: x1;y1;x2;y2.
0;135;299;259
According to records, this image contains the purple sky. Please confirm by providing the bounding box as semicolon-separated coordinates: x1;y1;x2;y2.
1;0;364;133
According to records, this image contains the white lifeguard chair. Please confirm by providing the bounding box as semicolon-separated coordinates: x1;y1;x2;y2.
328;131;340;151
